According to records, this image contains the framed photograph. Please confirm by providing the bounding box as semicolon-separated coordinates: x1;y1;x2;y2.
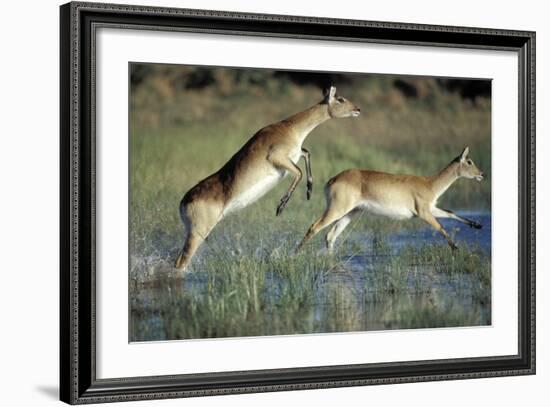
60;1;535;404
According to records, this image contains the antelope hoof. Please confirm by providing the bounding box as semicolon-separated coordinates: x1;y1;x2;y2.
276;200;287;216
470;221;482;229
449;241;459;251
306;182;313;200
175;254;186;269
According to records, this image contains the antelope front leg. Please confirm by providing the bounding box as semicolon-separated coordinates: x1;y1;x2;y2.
301;148;313;200
419;208;458;250
432;207;482;229
270;154;303;216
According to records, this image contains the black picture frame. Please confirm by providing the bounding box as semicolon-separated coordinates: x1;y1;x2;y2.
60;1;536;404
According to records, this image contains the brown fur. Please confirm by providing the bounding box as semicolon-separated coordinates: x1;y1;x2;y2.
297;147;484;252
175;86;360;271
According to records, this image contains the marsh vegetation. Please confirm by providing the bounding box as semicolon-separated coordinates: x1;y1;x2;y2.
129;65;491;341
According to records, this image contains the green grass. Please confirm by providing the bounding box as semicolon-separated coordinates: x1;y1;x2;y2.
130;241;491;341
129;69;491;341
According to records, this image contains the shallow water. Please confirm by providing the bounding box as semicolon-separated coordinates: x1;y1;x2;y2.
326;212;491;330
130;212;491;341
388;212;491;251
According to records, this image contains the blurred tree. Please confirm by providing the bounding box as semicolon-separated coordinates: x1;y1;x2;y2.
130;64;154;86
438;79;491;102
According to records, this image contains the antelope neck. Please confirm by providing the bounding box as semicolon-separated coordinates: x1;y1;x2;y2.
284;103;331;144
430;161;460;199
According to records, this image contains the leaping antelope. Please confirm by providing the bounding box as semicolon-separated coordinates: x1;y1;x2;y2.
296;147;484;252
175;86;360;271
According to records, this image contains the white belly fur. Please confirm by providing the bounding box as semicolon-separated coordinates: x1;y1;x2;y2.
222;145;302;217
223;172;283;216
359;200;414;220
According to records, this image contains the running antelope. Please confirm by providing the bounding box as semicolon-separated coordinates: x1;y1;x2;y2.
175;86;360;271
296;147;484;252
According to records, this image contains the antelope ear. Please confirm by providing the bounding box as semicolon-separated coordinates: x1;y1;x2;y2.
325;85;336;103
460;146;470;161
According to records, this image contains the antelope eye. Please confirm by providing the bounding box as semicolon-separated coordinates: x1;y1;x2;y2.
467;159;473;165
336;97;345;103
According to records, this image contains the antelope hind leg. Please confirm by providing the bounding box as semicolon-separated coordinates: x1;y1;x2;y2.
175;202;222;273
175;230;204;271
295;207;345;253
325;215;351;252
